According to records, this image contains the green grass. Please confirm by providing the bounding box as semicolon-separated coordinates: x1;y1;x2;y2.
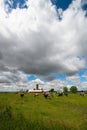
0;92;87;130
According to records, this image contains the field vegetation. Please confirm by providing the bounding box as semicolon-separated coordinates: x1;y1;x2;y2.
0;92;87;130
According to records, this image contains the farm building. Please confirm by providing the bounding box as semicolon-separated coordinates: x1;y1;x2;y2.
28;84;46;93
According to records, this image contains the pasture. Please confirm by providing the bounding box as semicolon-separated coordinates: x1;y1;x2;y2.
0;92;87;130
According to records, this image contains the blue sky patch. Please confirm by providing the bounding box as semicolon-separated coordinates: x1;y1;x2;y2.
12;0;28;9
5;0;28;12
55;73;66;81
51;0;72;10
28;75;36;81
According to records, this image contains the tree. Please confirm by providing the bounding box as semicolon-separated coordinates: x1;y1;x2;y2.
50;88;54;92
63;87;68;94
70;86;77;93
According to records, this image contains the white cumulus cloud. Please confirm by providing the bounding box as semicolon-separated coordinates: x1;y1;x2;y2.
0;0;87;90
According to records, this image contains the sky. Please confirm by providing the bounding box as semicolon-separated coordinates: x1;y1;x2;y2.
0;0;87;91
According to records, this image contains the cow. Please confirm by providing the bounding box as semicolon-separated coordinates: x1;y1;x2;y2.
43;92;51;99
64;93;68;96
80;91;85;96
20;92;24;97
58;92;63;96
34;93;39;97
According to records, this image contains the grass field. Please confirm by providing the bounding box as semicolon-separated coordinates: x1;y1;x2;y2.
0;92;87;130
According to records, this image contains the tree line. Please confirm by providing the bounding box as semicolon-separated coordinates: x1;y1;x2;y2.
50;86;78;94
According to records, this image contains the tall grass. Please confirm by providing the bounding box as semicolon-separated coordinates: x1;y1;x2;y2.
0;92;87;130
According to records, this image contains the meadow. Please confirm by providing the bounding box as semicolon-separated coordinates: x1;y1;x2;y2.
0;92;87;130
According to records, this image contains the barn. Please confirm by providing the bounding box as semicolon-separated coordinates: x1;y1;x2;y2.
28;84;46;94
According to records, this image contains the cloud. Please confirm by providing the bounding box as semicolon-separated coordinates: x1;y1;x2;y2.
0;69;28;85
28;78;68;91
67;74;87;90
0;69;29;91
0;0;87;81
81;0;87;6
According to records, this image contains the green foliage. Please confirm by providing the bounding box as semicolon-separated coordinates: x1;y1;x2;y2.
3;106;12;119
50;88;54;92
70;86;78;93
63;87;68;94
